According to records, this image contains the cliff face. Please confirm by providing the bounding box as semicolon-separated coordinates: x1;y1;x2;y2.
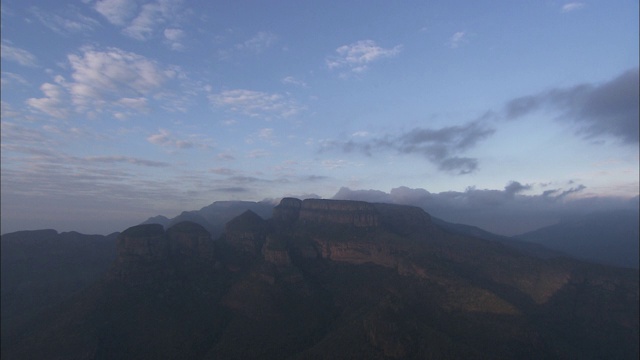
274;198;434;233
298;198;380;227
108;221;214;285
273;198;436;278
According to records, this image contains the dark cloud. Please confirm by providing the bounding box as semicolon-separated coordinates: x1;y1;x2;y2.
504;181;530;196
333;183;637;236
323;120;495;175
505;68;639;144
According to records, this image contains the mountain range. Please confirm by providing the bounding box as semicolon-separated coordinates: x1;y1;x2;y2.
1;198;638;359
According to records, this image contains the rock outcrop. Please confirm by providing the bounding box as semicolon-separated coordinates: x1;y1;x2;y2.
273;198;435;234
108;221;214;285
223;210;267;255
166;221;214;261
272;198;436;278
298;198;380;227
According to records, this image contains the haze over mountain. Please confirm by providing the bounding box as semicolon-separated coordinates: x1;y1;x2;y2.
2;198;638;359
516;209;640;269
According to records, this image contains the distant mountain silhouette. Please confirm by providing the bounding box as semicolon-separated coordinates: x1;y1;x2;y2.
2;199;637;359
515;209;639;268
431;217;566;260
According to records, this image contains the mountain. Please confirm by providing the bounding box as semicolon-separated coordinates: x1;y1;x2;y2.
141;200;274;238
431;217;566;260
0;230;118;336
2;199;638;359
515;209;639;268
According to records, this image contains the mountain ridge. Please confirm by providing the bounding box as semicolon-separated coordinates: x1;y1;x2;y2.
2;198;638;359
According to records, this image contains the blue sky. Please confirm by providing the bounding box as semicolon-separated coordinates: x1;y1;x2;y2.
1;0;638;235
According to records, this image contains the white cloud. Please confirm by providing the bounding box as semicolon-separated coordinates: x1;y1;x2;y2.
236;31;278;53
147;129;194;149
209;89;304;119
164;28;185;50
66;47;172;114
95;0;185;41
1;41;37;66
351;131;370;138
282;76;307;87
447;31;466;49
561;2;585;13
326;40;402;74
26;82;69;118
123;1;162;40
94;0;137;26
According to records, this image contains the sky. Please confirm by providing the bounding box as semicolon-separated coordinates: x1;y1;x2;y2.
1;0;638;236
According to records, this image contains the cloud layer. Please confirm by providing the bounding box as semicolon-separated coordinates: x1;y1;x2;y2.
26;47;177;119
209;89;303;119
333;184;638;236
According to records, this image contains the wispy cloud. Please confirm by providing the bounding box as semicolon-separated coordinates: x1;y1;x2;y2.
94;0;137;26
82;155;170;167
164;28;185;50
1;71;30;88
282;76;307;87
1;40;37;67
147;129;194;149
246;149;270;158
561;2;585;13
0;101;20;119
235;31;278;53
447;31;467;49
326;40;402;75
29;6;100;35
209;89;304;119
93;0;185;41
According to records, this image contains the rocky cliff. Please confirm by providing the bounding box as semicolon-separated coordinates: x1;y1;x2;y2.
108;221;214;285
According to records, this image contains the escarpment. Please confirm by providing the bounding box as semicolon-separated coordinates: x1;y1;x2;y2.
270;198;438;278
108;221;214;285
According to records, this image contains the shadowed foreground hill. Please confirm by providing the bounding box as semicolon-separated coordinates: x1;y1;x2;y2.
0;230;118;336
2;199;638;359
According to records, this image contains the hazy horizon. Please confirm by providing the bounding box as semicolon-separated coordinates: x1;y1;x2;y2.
2;1;638;236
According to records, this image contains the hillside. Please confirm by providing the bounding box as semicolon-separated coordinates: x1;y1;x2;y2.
515;209;639;268
2;199;638;359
